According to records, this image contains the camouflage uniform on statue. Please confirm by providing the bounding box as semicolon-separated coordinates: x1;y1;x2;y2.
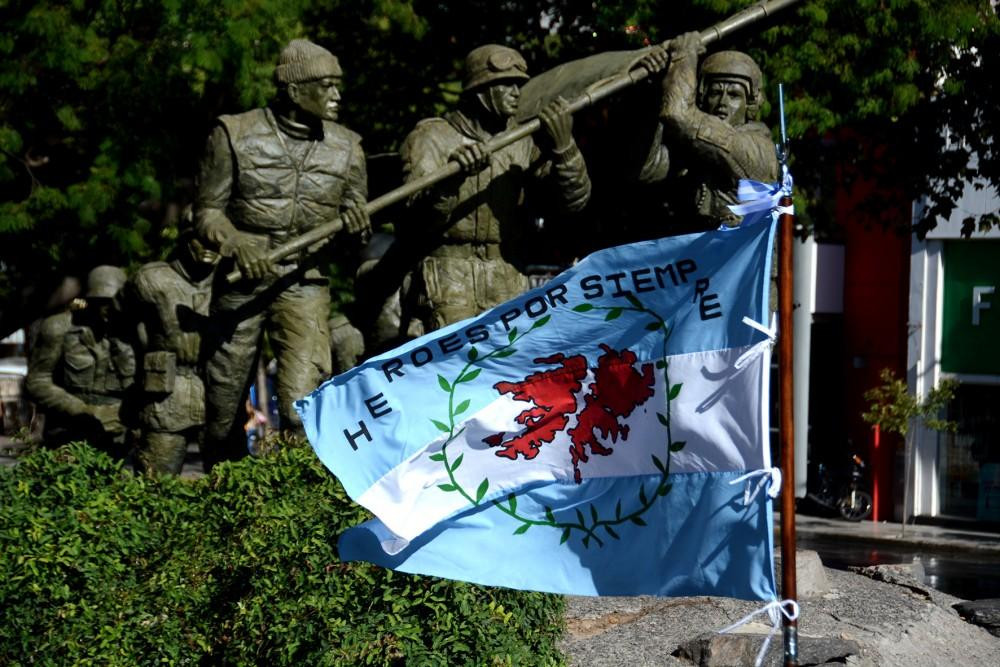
195;39;369;463
641;33;779;231
127;229;219;474
400;45;591;331
26;266;136;456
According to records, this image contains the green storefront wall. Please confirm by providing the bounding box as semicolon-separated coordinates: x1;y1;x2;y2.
942;241;1000;374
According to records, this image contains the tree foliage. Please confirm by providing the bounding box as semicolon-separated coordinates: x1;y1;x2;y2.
2;0;997;335
862;367;958;436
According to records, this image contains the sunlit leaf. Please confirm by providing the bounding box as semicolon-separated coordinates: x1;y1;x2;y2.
458;368;481;383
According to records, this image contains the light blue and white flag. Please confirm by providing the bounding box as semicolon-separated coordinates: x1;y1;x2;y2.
298;208;779;599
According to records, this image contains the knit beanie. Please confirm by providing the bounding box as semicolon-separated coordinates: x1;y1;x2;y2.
275;39;342;84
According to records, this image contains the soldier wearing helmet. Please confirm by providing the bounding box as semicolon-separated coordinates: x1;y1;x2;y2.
125;214;220;474
639;33;779;230
26;265;136;455
398;44;591;330
194;38;369;465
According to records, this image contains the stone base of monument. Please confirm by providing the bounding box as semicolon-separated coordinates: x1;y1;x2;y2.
560;548;1000;666
672;632;865;667
954;599;1000;637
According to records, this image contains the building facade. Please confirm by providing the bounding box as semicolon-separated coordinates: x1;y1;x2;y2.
908;178;1000;524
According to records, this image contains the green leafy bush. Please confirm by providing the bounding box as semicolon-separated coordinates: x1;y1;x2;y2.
0;442;566;665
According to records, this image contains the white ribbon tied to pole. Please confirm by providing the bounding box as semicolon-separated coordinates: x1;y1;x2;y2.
726;171;795;219
734;315;776;371
730;316;780;504
729;467;782;506
717;598;800;666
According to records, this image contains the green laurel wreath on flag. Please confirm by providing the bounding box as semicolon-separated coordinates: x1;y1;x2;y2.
429;293;683;549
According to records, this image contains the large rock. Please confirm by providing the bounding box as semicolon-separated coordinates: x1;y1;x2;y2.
849;563;929;599
672;633;757;665
797;549;831;598
672;632;864;666
954;599;1000;637
559;565;1000;666
774;548;831;597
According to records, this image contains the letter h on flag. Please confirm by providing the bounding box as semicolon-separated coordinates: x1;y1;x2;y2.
297;207;779;600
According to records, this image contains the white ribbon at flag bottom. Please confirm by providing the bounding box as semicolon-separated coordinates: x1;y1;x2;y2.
717;599;800;667
729;467;782;506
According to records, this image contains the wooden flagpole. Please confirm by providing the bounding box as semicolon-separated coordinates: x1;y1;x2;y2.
776;83;799;666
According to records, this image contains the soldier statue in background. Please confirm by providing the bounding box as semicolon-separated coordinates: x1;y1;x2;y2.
350;232;424;360
328;313;365;376
640;32;779;231
399;44;591;331
127;224;219;474
26;266;136;457
195;38;369;464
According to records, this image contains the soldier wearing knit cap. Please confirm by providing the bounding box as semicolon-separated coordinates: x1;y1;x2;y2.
275;38;343;85
195;38;369;466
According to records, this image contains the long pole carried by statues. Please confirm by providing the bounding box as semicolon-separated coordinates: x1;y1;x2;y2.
224;0;802;284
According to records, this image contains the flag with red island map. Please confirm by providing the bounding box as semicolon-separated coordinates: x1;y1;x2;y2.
298;208;779;599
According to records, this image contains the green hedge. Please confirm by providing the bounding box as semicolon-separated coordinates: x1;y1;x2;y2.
0;442;566;665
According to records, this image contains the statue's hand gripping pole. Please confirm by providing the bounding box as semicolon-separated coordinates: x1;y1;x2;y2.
225;0;801;284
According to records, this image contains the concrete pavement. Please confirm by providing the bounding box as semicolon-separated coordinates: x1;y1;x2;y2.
791;511;1000;557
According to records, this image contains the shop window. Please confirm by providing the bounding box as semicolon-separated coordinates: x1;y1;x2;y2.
938;384;1000;520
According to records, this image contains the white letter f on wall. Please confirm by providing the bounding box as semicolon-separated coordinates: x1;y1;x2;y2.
972;286;995;326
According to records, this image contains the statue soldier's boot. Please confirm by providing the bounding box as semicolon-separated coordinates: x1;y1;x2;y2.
135;431;188;475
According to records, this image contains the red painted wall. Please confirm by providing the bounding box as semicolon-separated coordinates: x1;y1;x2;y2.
835;131;911;521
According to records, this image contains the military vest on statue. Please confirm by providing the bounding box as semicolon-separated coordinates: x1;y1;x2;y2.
130;260;211;432
218;108;362;248
60;323;135;403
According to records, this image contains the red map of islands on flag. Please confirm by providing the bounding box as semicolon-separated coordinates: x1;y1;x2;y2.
482;344;656;483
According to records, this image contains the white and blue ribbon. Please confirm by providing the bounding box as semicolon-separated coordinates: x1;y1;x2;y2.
726;172;795;220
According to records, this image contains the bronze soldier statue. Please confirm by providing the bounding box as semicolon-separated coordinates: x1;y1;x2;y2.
127;225;219;474
26;265;136;456
328;313;364;376
399;44;591;331
640;33;779;231
353;232;424;357
195;38;369;463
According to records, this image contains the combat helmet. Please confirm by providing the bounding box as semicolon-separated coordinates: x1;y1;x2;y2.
698;51;762;120
85;265;127;300
463;45;529;92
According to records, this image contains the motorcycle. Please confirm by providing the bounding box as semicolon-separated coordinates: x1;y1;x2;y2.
806;453;874;522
